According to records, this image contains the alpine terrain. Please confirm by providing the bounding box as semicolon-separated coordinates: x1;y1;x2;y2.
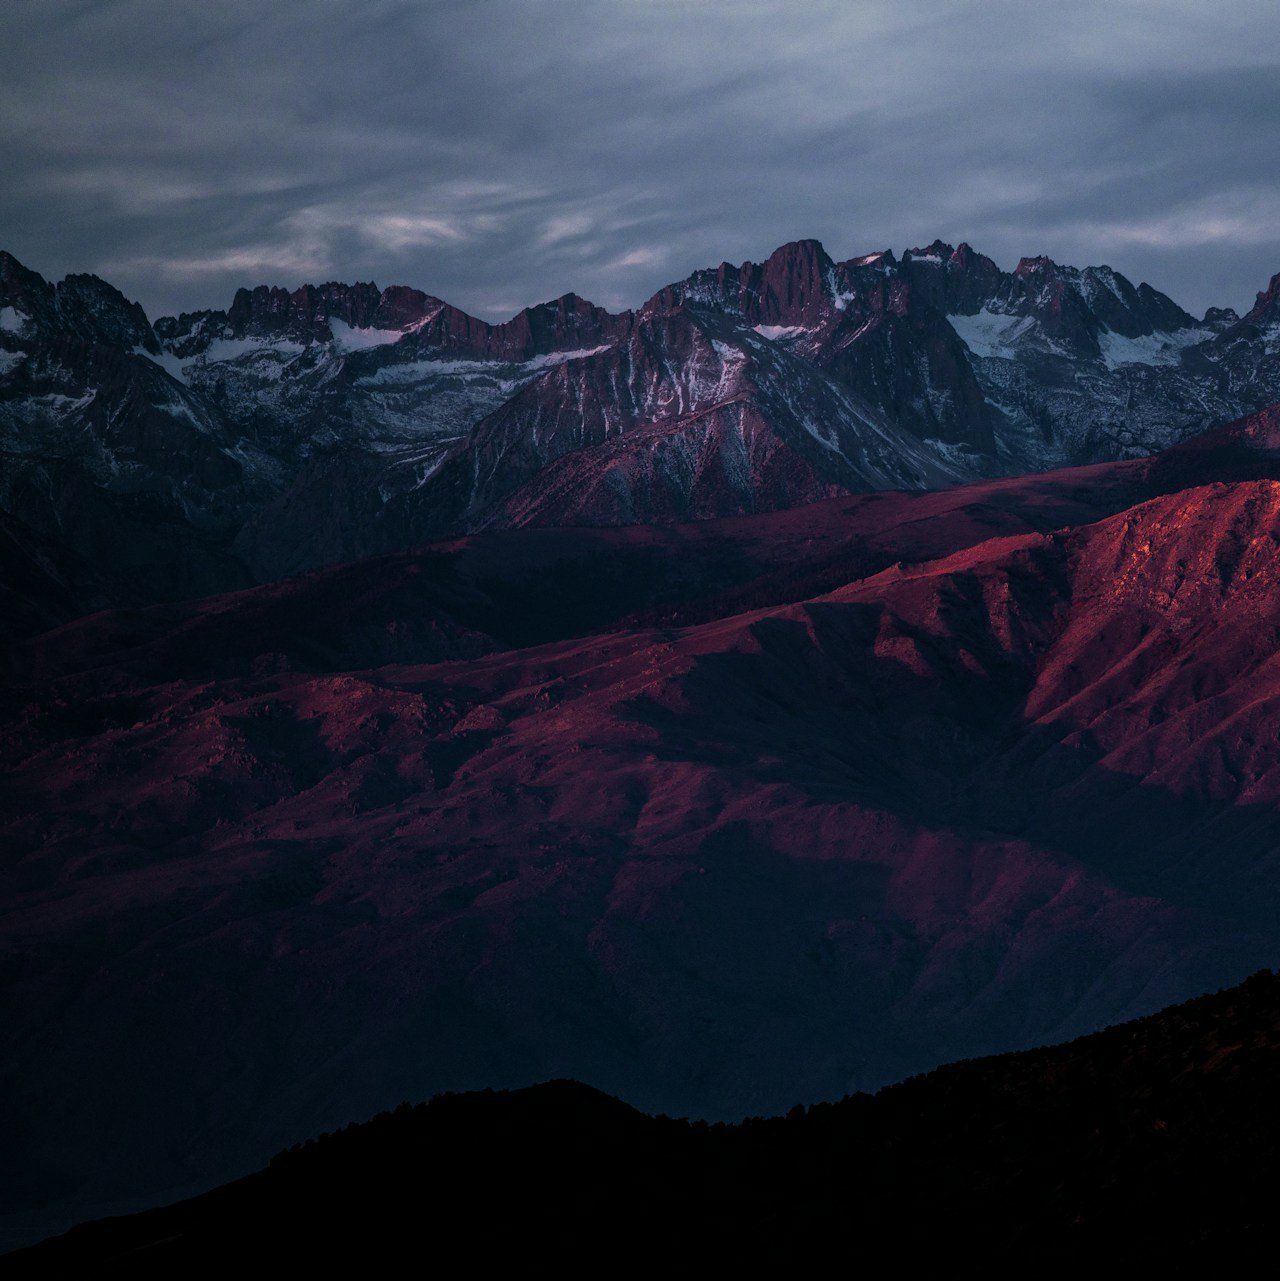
7;240;1280;1253
6;239;1280;630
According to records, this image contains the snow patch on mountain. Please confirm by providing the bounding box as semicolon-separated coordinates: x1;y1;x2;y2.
949;310;1040;358
825;266;871;311
158;399;207;430
355;358;497;385
30;390;98;413
1098;327;1211;369
754;324;808;341
530;344;612;369
0;306;29;334
327;320;407;353
353;345;612;388
137;347;192;385
185;335;308;366
708;340;749;404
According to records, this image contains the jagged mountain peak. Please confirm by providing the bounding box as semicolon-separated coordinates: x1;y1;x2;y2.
152;273;629;364
641;238;837;324
949;241;996;268
222;279;412;343
217;278;626;340
1013;253;1065;278
54;272;159;354
876;244;1200;348
0;249;52;305
0;253;56;338
1203;305;1241;330
1242;270;1280;327
464;291;630;360
527;290;597;312
761;236;834;271
904;239;956;263
0;252;160;353
754;238;837;319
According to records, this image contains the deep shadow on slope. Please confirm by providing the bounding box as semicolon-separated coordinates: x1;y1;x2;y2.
9;420;1280;1249
3;459;1145;682
12;968;1280;1275
11;485;1280;1248
13;394;1280;671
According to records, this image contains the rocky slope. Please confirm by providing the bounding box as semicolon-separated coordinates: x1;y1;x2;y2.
0;253;259;626
14;967;1280;1273
8;410;1280;1248
6;241;1280;623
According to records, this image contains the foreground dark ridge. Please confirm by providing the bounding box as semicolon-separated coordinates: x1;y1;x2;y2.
12;968;1280;1274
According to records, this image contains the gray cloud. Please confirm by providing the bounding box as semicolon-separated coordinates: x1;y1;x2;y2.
2;0;1278;321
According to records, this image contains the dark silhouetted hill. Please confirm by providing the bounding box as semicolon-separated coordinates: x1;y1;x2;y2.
12;968;1280;1274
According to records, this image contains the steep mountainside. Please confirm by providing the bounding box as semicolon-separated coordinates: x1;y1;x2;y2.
12;966;1280;1273
5;241;1280;623
0;253;258;622
8;410;1280;1248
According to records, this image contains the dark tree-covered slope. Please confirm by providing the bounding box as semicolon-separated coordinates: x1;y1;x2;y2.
12;968;1280;1275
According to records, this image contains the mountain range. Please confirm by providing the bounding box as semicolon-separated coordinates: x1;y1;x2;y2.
8;240;1280;1251
5;239;1280;638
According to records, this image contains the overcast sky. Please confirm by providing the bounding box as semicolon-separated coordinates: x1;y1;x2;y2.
3;0;1278;321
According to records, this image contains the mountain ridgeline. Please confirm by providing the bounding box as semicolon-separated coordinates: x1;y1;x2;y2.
4;239;1280;635
13;968;1280;1273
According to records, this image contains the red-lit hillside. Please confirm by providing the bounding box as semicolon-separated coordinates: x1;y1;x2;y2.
8;408;1280;1248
